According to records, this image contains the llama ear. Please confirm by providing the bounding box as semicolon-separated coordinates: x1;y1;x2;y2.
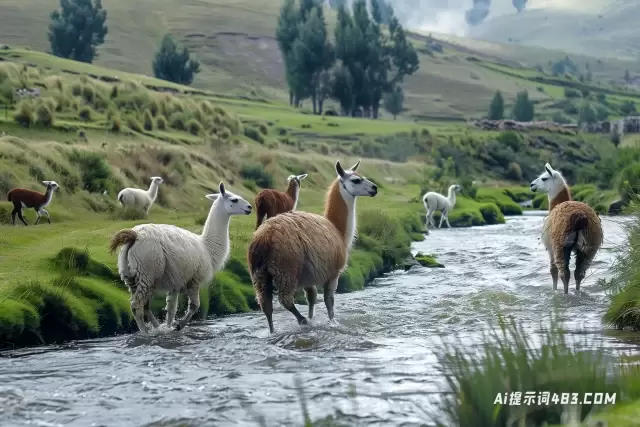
349;159;361;171
219;181;226;195
205;194;220;201
298;174;308;180
42;181;51;186
336;161;346;178
545;163;554;175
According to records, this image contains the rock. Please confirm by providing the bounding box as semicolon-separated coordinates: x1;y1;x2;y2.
608;198;628;216
414;252;445;268
402;255;421;271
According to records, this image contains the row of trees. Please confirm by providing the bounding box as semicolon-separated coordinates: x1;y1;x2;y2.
276;0;419;118
48;0;200;85
488;90;535;122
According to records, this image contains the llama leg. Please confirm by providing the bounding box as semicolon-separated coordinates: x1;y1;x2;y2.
144;300;160;328
34;208;41;225
427;208;436;228
323;278;339;321
10;207;18;225
438;210;445;228
574;250;596;292
445;213;452;228
165;290;179;327
174;284;200;331
548;251;558;290
39;208;51;224
553;245;571;294
305;286;317;319
277;279;307;326
130;281;153;335
16;209;28;226
253;271;274;333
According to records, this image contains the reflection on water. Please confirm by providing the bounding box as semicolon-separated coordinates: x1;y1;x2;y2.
0;213;635;426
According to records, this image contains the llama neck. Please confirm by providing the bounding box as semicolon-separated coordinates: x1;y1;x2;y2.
41;188;54;207
147;182;159;202
324;179;357;250
200;200;231;261
548;185;571;211
448;187;457;207
286;181;300;210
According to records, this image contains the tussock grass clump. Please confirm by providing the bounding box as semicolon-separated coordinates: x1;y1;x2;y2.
436;317;640;427
13;101;34;127
126;116;144;133
143;109;155;130
240;163;274;189
187;118;203;135
244;126;264;144
169;112;187;131
35;103;55;127
78;106;93;121
156;115;167;130
110;116;122;132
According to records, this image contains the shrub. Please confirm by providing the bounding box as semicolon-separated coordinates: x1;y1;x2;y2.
81;85;95;103
169;112;187;131
187;118;203;135
78;106;93;121
67;149;119;193
156;115;167;130
257;123;268;135
564;87;581;98
110;116;122;133
615;163;640;201
240;163;274;188
143;110;154;131
35;103;55;127
244;126;265;144
13;101;34;127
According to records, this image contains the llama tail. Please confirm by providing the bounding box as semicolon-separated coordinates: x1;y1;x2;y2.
566;211;591;254
423;195;429;212
109;229;138;254
255;200;268;229
247;235;274;308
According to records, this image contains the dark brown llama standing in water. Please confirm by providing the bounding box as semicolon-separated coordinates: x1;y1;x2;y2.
247;160;377;333
254;173;308;229
7;180;60;226
530;163;603;294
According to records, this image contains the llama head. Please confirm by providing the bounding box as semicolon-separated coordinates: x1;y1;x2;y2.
451;184;462;193
205;181;252;216
287;174;308;186
150;176;164;185
530;163;565;194
42;181;59;192
335;159;378;197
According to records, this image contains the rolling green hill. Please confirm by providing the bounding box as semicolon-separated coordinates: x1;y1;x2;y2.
2;0;640;122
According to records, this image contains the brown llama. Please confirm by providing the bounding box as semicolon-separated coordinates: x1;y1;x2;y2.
247;159;377;333
7;181;60;225
530;163;603;294
254;173;308;229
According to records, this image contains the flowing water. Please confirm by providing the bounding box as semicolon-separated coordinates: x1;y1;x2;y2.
1;212;638;427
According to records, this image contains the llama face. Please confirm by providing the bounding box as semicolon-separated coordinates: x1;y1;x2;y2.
335;160;378;197
287;174;308;186
150;176;164;185
530;163;559;193
43;181;59;191
206;181;253;215
453;184;462;192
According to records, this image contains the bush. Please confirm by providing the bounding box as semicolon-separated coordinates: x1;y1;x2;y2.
564;87;581;98
13;101;34;127
110;116;122;133
615;163;640;201
126;116;143;133
67;149;119;193
169;112;187;131
244;126;265;144
240;163;273;188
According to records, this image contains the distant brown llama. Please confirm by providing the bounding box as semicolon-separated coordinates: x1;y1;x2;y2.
7;180;60;225
254;173;308;229
246;160;378;333
530;163;603;294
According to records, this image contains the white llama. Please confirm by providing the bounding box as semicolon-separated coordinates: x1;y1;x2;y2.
422;184;462;228
117;176;164;215
108;182;252;334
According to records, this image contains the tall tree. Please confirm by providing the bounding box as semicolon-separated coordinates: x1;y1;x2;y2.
48;0;108;63
383;85;404;119
488;90;504;120
276;0;301;106
152;34;200;85
512;90;534;121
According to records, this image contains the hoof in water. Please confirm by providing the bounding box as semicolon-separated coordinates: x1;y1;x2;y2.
298;317;308;325
173;324;182;331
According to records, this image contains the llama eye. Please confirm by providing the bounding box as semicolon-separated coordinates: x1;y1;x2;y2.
231;199;238;203
542;177;548;181
351;178;362;184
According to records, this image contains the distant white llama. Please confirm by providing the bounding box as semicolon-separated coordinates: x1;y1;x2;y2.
422;184;461;228
108;182;252;334
117;176;163;215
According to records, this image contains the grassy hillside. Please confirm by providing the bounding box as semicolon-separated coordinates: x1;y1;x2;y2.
470;0;640;61
2;0;640;122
